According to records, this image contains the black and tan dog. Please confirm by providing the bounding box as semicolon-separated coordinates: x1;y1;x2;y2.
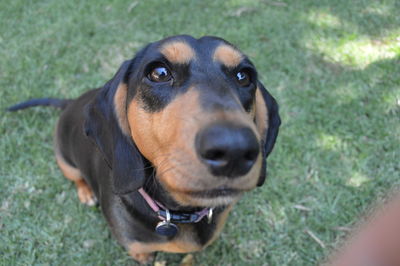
8;35;280;263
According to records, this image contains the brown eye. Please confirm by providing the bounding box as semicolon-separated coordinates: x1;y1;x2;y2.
236;71;251;87
148;65;172;83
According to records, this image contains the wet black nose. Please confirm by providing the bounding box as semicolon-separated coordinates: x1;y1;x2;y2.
195;123;260;178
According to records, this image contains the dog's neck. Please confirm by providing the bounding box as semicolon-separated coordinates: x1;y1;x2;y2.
142;172;204;212
141;160;205;212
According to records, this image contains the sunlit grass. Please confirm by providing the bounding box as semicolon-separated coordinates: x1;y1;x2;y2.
308;11;342;28
347;172;370;187
317;133;346;152
307;33;399;68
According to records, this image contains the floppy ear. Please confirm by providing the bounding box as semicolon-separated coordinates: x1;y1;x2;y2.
84;60;146;194
254;82;281;186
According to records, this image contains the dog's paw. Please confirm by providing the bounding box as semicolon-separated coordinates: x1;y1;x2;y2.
76;181;97;206
129;251;155;265
130;252;155;265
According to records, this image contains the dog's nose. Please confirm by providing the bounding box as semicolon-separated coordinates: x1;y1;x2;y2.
195;123;260;178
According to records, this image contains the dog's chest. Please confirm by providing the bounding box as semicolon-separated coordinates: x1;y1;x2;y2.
161;224;205;253
159;205;233;252
128;224;204;255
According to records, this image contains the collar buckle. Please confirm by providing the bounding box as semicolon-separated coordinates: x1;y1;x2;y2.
139;188;213;224
207;208;213;223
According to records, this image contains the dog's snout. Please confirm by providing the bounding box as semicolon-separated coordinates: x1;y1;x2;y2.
195;123;259;178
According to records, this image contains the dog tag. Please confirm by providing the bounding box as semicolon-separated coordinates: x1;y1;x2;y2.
155;209;178;237
155;221;178;237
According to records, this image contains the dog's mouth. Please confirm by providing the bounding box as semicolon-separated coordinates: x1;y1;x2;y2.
153;153;261;207
189;187;241;198
175;186;244;208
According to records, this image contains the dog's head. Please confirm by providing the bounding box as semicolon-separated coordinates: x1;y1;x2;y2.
85;35;280;207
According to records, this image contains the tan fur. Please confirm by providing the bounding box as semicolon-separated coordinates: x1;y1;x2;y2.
74;179;96;206
128;224;202;262
55;152;81;182
55;151;96;206
254;87;269;140
160;41;195;64
113;82;130;136
128;251;154;264
128;205;235;262
213;44;243;68
127;87;262;207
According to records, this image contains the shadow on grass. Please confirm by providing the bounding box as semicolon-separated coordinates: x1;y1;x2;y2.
269;54;399;263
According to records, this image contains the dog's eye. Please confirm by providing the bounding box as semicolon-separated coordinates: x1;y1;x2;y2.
148;65;172;83
236;71;251;87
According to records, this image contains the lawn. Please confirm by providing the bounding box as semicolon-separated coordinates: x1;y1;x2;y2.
1;0;399;265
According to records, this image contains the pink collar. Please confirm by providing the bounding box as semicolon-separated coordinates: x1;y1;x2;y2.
138;188;213;223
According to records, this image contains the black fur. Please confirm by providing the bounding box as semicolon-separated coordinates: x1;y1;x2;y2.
83;60;147;195
256;81;281;186
8;35;280;260
7;98;71;111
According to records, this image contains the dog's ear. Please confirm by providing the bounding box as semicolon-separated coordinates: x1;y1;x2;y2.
84;60;146;194
254;82;281;186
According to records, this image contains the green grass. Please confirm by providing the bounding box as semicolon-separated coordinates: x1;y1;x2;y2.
1;0;399;265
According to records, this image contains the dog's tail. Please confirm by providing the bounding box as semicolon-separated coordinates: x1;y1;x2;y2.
7;98;71;112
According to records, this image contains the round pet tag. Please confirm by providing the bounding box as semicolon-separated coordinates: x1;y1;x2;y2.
155;221;179;237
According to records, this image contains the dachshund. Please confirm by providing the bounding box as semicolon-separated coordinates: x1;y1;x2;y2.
8;35;280;263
